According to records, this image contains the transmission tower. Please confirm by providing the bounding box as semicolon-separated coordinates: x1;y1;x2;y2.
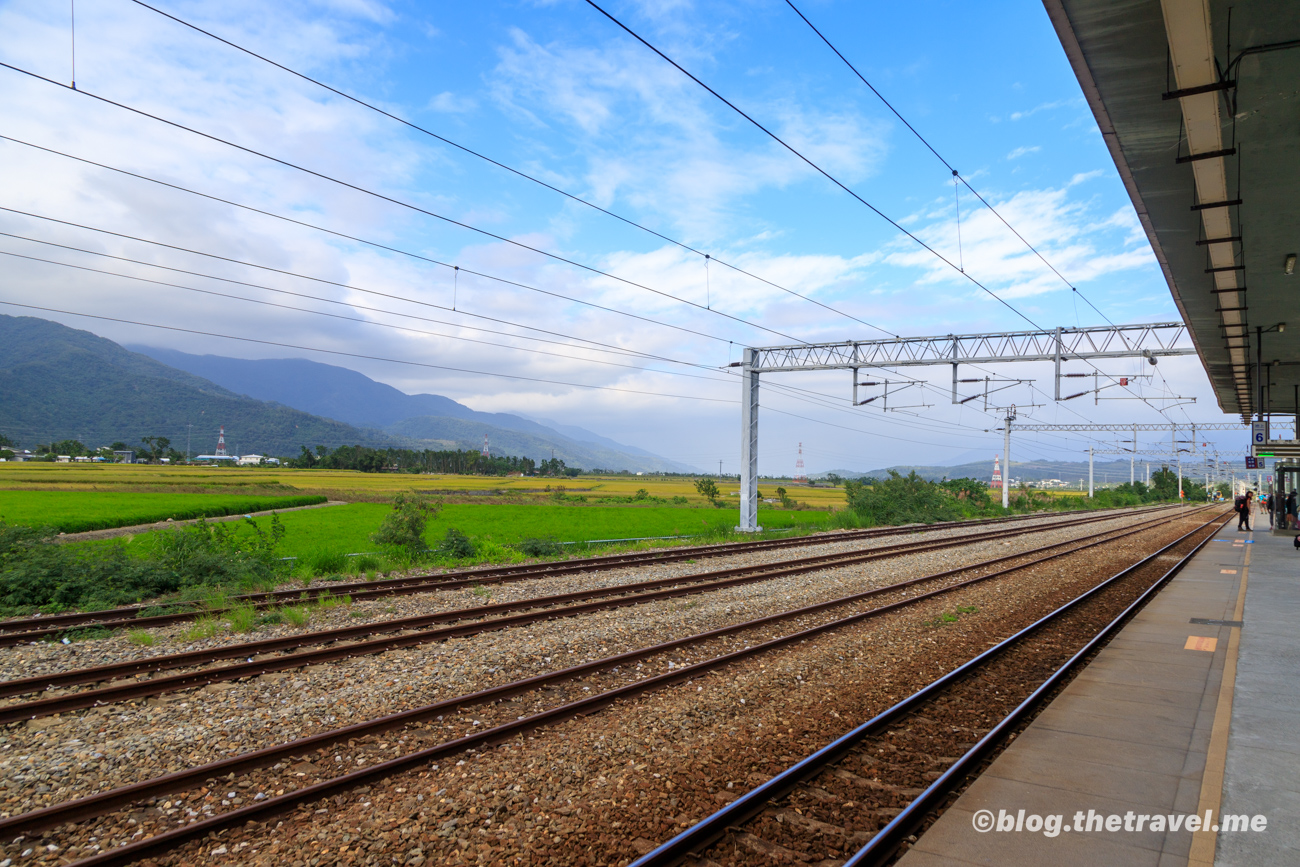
794;443;807;483
215;426;227;457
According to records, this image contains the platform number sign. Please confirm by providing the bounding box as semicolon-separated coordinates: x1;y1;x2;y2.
1252;421;1268;445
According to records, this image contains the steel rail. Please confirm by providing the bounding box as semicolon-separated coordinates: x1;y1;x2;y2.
0;507;1213;853
627;510;1230;867
843;514;1227;865
0;507;1188;717
0;506;1166;640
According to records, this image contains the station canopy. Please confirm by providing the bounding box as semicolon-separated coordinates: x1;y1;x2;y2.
1044;0;1300;422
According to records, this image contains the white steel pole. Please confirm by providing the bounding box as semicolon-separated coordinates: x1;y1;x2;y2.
1131;425;1136;484
1002;412;1012;509
737;348;761;532
1088;446;1094;497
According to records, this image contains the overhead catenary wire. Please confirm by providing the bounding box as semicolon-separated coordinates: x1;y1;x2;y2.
0;300;739;404
0;178;727;351
0;247;738;385
0;206;978;430
780;0;1117;328
581;0;1035;330
2;237;1010;445
124;0;897;339
0;61;816;348
581;1;1179;422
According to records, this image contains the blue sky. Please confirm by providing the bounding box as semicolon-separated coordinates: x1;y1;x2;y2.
0;0;1240;473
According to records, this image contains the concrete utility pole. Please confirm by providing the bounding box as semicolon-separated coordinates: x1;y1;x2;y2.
1088;446;1094;497
1146;462;1151;486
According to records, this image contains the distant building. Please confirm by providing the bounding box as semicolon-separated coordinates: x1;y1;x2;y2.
237;454;266;466
194;454;236;462
113;450;135;463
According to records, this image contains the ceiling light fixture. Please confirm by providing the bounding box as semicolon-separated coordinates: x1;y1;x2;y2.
1286;253;1297;275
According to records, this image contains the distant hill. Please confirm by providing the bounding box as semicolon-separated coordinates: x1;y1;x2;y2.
815;457;1169;485
130;346;698;473
0;315;387;455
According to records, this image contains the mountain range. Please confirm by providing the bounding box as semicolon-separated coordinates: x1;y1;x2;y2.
0;314;696;471
130;346;696;472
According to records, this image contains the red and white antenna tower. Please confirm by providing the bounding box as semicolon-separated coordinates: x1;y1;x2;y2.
991;454;1002;490
215;426;228;457
481;434;490;458
794;442;807;483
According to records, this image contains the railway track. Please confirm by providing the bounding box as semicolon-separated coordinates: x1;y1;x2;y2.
627;509;1230;867
0;506;1216;865
0;506;1192;722
0;506;1174;643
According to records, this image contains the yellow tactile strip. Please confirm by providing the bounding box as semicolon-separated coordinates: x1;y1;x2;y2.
1188;544;1250;865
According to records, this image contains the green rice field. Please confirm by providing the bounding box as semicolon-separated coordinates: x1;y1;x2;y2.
0;491;330;533
103;501;831;559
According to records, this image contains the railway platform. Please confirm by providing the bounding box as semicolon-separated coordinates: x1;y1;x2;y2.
898;510;1298;867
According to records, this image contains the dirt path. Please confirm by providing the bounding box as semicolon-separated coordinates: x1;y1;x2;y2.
52;500;349;543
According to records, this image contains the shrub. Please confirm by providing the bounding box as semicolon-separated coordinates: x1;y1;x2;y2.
437;527;477;559
0;515;288;616
518;537;563;558
370;493;441;555
280;605;311;627
843;471;964;526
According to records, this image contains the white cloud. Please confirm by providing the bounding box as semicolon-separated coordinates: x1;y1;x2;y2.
882;182;1157;301
487;27;890;242
428;91;476;113
1006;145;1040;160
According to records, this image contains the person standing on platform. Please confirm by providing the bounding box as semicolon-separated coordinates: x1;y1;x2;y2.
1287;489;1297;530
1236;490;1252;531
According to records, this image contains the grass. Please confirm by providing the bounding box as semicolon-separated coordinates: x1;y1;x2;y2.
0;490;328;533
181;615;223;642
64;501;831;567
126;628;156;646
244;502;831;558
924;604;979;628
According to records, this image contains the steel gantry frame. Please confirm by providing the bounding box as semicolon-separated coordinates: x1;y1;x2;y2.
734;324;1203;531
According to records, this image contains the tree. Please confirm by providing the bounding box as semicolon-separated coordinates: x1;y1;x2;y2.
371;493;442;554
139;436;170;463
824;473;843;486
694;478;720;503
